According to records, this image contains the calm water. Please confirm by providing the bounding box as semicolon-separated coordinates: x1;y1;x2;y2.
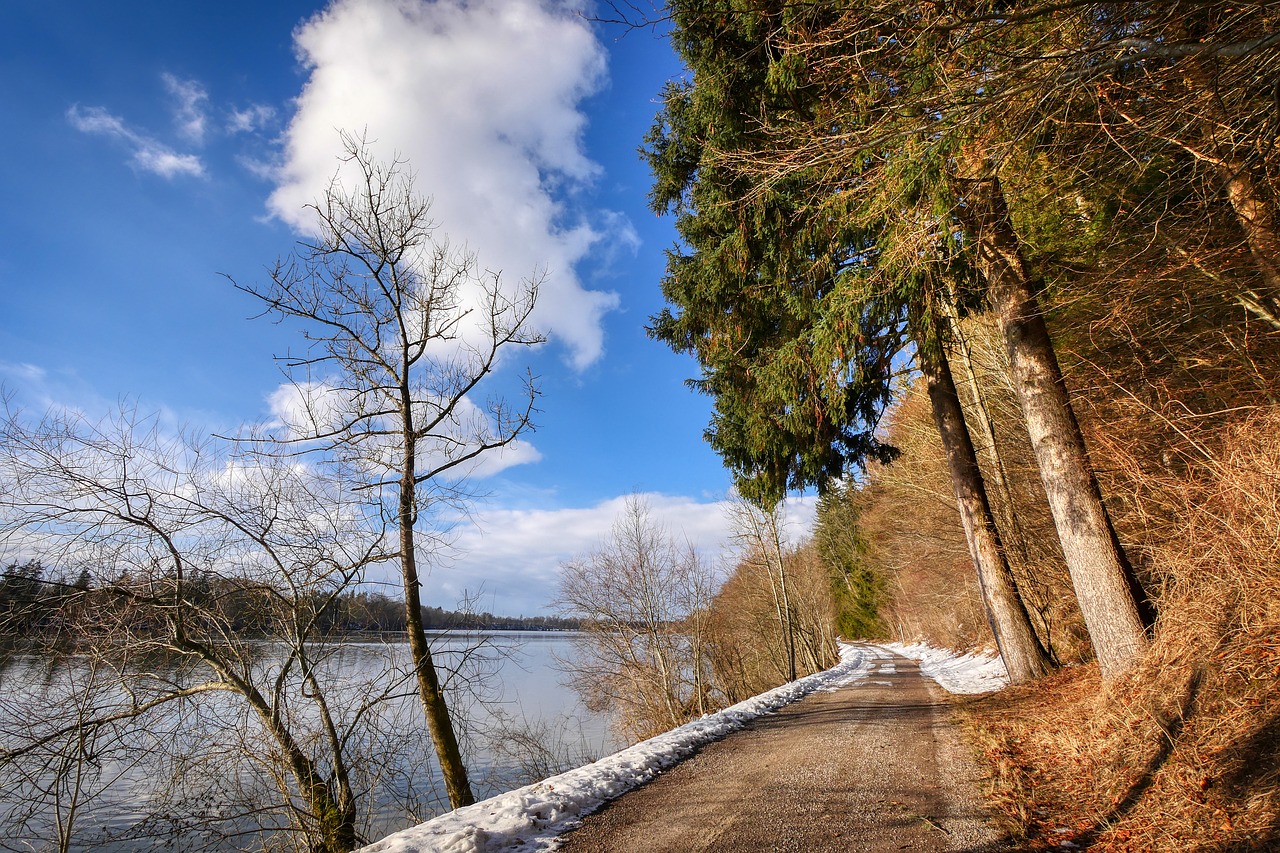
0;631;616;852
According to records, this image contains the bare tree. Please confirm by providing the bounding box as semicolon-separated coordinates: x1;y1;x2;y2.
235;134;544;808
707;505;841;699
0;403;423;852
554;496;717;742
726;497;799;682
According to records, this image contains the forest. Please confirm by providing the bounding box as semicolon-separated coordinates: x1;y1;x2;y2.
637;0;1280;848
0;560;580;648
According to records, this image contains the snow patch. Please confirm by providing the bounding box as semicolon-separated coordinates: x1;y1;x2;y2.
884;642;1009;694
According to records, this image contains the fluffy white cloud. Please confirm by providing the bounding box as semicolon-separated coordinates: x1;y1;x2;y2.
265;379;351;439
67;104;205;179
415;493;819;616
268;0;621;370
266;380;542;479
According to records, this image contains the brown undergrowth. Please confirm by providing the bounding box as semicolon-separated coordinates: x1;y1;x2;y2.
963;412;1280;851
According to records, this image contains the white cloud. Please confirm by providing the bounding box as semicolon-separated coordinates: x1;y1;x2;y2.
417;492;819;616
268;0;622;370
266;380;542;479
228;103;276;134
162;73;209;143
265;379;349;438
131;146;206;179
457;436;543;479
0;361;47;384
67;104;205;179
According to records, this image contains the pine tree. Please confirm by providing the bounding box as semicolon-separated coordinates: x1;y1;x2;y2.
646;1;1055;681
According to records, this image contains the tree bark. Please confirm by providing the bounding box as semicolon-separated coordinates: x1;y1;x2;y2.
942;300;1063;659
400;429;474;809
918;333;1054;684
1218;160;1280;292
953;153;1150;677
774;541;798;682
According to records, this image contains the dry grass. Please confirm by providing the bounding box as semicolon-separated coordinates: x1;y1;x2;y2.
963;412;1280;851
857;388;996;650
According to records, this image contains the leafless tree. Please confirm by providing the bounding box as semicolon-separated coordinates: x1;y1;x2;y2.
0;403;425;852
554;496;717;742
726;497;800;683
235;133;545;808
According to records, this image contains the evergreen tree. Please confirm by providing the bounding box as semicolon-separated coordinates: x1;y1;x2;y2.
645;1;1055;680
813;484;885;641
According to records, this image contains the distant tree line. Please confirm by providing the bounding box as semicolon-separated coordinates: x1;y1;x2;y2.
0;561;579;654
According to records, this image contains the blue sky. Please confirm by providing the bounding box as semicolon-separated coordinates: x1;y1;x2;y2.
1;0;814;615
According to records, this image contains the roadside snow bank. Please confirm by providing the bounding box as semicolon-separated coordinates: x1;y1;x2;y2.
358;643;875;853
884;642;1008;694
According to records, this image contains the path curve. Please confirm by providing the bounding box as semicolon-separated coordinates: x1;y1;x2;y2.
556;646;1008;852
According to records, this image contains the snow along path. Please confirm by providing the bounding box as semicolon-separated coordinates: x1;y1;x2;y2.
359;643;1007;853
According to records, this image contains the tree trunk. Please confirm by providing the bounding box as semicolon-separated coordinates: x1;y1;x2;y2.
918;333;1054;684
953;153;1150;677
938;297;1029;564
775;544;797;681
400;434;474;809
192;649;357;853
1217;155;1280;295
942;300;1061;659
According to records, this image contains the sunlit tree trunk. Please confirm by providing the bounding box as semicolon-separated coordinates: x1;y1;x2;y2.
1218;158;1280;294
916;320;1054;684
954;151;1149;677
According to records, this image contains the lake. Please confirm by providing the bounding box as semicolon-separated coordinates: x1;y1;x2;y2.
0;631;618;852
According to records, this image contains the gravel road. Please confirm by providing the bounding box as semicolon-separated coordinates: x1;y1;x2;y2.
556;646;1010;852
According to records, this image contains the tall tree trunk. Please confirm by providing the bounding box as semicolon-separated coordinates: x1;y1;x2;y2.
775;543;797;681
917;327;1054;684
953;152;1150;677
942;299;1061;660
400;431;474;809
938;297;1029;564
1218;157;1280;295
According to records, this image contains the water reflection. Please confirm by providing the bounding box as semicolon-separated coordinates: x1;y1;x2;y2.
0;632;618;852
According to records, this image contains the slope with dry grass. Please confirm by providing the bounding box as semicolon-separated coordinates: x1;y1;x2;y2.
849;194;1280;847
962;412;1280;851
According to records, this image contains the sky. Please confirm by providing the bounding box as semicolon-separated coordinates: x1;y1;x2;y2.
0;0;816;616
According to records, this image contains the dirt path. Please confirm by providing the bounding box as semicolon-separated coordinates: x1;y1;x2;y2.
557;646;1008;852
